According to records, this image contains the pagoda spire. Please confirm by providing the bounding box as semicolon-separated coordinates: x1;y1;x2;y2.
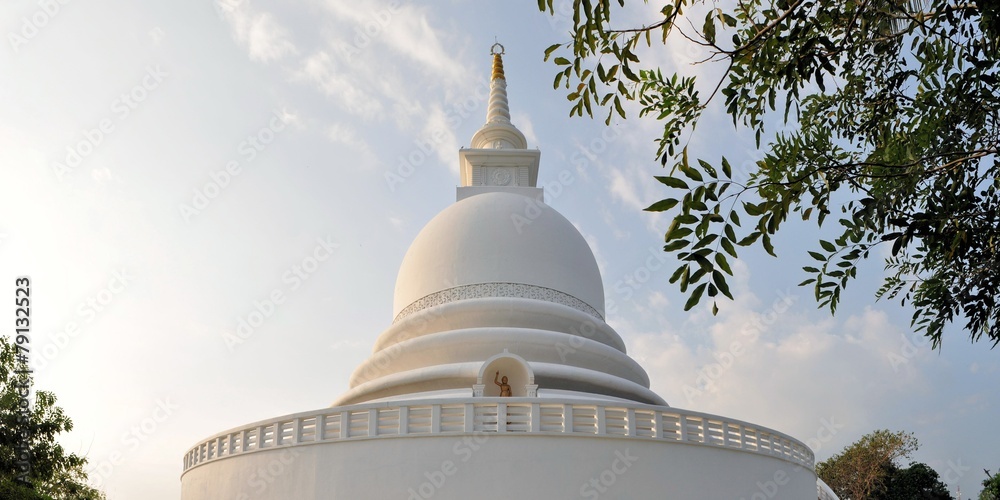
458;43;541;194
486;44;511;124
470;43;527;150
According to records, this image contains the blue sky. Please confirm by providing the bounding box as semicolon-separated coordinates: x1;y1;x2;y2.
1;1;997;498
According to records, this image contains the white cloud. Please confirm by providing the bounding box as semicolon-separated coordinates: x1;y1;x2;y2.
321;1;464;79
511;111;540;147
218;0;297;63
326;122;377;168
422;104;460;172
90;166;113;182
608;167;644;211
294;50;384;120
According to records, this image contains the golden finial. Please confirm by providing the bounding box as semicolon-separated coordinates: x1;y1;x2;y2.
490;42;505;81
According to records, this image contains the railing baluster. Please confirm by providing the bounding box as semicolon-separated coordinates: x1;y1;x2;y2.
498;403;507;433
431;405;441;433
462;403;472;433
400;406;410;435
530;403;540;432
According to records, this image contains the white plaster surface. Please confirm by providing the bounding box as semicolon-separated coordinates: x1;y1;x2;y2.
392;191;605;319
181;430;817;499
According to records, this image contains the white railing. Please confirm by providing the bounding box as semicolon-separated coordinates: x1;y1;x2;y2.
818;479;841;500
183;398;814;473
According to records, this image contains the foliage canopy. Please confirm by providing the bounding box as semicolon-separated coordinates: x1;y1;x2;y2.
815;429;951;499
0;337;105;499
982;469;1000;500
539;0;1000;348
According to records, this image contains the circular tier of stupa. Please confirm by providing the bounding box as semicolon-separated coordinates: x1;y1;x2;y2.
180;45;839;500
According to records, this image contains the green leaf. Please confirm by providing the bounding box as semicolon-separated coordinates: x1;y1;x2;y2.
762;234;776;256
664;239;689;251
544;43;561;60
724;224;736;241
713;270;733;299
720;237;738;258
681;165;704;182
738;232;761;246
744;202;764;216
655;176;689;189
684;283;707;311
666;226;693;241
721;157;732;178
702;12;716;44
819;240;836;252
614;96;626;119
714;252;733;275
645;199;679;212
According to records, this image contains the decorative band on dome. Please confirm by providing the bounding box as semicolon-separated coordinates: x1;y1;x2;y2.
393;282;603;324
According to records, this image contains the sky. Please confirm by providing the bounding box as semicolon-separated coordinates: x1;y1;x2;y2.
1;1;997;499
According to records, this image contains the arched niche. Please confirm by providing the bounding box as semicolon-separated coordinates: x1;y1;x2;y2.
474;350;536;397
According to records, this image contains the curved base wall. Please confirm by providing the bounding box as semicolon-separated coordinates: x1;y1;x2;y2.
181;399;818;499
181;434;816;499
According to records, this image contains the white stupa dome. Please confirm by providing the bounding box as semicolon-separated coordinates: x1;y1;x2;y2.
180;44;831;500
393;190;605;321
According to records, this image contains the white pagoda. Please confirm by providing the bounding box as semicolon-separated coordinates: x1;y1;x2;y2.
181;46;837;500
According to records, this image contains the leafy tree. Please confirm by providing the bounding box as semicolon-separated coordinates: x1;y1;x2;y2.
878;461;951;499
815;429;920;499
0;337;105;499
539;0;1000;348
982;469;1000;500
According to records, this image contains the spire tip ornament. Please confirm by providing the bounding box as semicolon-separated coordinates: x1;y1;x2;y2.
490;42;505;81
